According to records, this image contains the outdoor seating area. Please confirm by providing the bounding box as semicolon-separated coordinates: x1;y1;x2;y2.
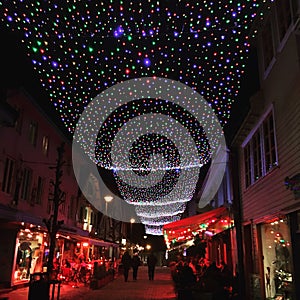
169;256;238;300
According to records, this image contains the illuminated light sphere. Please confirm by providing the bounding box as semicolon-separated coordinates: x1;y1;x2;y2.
73;77;227;235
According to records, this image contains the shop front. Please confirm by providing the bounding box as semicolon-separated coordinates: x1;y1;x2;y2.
163;206;235;269
260;217;294;299
14;226;48;283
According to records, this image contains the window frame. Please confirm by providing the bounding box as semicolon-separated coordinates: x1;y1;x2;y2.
242;107;278;188
20;167;33;201
2;157;16;194
28;120;38;147
35;176;44;205
42;135;49;156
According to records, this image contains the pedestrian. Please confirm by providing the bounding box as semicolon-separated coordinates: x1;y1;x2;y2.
121;250;132;282
147;252;157;280
177;262;196;300
131;250;141;281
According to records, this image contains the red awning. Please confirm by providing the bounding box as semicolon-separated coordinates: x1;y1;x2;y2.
163;206;233;247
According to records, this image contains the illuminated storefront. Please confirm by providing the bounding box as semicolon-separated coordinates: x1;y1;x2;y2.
163;206;235;268
13;224;49;285
261;218;294;299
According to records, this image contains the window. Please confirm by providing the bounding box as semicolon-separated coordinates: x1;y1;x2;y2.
243;110;278;187
47;200;52;214
21;167;32;201
60;193;66;215
69;195;76;220
79;207;84;222
253;131;262;181
244;144;252;188
14;107;23;134
28;121;38;146
36;176;44;205
261;20;274;71
2;157;15;194
263;113;277;172
42;136;49;156
276;0;292;41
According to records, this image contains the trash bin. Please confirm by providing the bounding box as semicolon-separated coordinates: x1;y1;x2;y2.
28;272;49;300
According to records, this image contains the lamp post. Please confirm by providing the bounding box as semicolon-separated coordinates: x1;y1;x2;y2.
130;218;135;253
103;195;113;242
104;195;113;216
130;218;135;239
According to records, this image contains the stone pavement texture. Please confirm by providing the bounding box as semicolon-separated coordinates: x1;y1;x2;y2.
0;266;177;300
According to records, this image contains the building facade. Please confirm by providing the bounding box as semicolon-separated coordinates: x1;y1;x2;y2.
0;87;119;288
232;1;300;299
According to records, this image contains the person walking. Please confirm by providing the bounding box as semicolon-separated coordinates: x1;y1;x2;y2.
131;250;141;281
147;252;158;280
121;250;132;282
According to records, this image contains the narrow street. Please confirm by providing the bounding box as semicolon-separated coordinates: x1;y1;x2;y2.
0;266;177;300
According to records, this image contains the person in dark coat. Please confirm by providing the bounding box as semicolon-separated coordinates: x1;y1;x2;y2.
147;252;158;280
121;251;132;282
177;263;196;300
131;251;141;281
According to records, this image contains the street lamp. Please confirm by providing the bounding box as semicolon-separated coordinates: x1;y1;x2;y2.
130;218;135;248
104;195;113;215
104;195;113;242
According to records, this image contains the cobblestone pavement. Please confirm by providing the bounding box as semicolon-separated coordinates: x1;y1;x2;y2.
0;266;177;300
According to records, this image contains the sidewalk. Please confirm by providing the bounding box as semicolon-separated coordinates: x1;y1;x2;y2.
0;266;177;300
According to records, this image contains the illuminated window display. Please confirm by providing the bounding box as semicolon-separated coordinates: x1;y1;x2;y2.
14;227;48;284
261;218;294;299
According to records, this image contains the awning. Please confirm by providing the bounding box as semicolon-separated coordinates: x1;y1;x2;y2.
88;237;119;248
57;231;118;248
163;206;234;248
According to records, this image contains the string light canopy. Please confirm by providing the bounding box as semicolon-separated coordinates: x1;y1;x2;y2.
1;1;267;235
0;1;263;132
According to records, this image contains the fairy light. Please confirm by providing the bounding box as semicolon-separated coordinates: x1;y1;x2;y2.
1;1;269;234
0;1;264;132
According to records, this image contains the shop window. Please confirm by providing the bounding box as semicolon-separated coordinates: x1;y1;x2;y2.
20;167;32;201
14;228;48;283
261;219;294;298
243;109;278;188
28;121;38;146
2;157;15;194
276;0;292;42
